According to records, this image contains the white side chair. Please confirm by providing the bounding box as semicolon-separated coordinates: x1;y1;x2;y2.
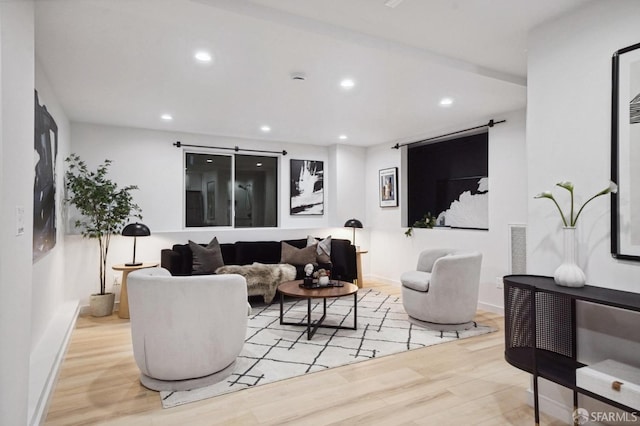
128;267;248;391
401;249;482;335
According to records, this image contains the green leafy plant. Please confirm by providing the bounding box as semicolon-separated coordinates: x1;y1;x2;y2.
534;181;617;227
65;154;142;295
405;212;437;237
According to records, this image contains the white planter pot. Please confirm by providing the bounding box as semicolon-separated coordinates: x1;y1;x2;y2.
90;293;115;317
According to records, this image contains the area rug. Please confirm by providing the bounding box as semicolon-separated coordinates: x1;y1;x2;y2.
160;288;496;408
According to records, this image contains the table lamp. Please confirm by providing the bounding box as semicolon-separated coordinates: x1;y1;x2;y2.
344;218;363;247
122;222;150;266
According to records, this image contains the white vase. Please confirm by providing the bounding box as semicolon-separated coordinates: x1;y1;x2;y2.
553;227;586;287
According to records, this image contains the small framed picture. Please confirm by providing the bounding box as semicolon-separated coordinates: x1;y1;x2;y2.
379;167;398;207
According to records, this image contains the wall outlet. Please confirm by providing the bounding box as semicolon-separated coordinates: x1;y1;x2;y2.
496;277;503;289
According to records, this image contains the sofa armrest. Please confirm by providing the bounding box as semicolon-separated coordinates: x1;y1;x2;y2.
161;249;185;276
329;239;357;282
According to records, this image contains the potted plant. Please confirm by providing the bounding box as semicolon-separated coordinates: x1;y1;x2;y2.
65;153;142;316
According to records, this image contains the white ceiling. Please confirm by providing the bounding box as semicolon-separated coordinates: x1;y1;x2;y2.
34;0;592;147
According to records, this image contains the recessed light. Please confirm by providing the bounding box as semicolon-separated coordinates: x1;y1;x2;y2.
161;114;173;121
439;97;454;107
256;162;263;167
340;79;355;89
339;135;348;140
194;51;212;63
260;125;271;133
206;158;213;163
384;0;404;8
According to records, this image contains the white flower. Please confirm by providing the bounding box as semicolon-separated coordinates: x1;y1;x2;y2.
535;181;617;227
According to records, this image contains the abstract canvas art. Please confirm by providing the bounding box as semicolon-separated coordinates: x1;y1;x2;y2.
612;41;640;260
33;90;58;262
435;176;488;230
290;159;324;215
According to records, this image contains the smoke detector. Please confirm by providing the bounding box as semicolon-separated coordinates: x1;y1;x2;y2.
290;72;306;81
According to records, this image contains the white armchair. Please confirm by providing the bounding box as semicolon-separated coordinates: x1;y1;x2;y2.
401;249;482;333
127;267;248;391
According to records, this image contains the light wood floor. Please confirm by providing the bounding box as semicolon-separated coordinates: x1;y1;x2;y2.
45;281;564;425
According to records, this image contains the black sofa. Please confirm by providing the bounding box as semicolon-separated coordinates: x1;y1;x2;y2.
160;238;357;282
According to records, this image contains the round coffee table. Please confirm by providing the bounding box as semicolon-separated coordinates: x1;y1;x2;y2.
277;280;358;340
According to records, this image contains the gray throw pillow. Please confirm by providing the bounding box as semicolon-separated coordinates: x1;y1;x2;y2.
281;242;318;266
189;237;224;274
307;235;332;264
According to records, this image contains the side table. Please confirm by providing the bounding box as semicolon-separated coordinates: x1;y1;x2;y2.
355;250;368;288
112;262;158;319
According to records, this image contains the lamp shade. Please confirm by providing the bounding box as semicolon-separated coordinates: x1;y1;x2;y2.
122;223;150;266
122;222;150;237
344;218;363;229
344;218;363;248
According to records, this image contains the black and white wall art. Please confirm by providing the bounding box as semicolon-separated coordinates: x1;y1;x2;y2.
612;41;640;260
290;159;323;215
435;176;488;230
33;90;58;262
407;131;489;230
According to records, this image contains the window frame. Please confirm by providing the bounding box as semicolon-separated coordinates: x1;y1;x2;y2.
182;150;279;229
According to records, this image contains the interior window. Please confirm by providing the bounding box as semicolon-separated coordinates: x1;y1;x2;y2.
184;152;277;228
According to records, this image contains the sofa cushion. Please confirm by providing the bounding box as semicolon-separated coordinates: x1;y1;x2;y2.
189;238;224;274
281;242;318;266
307;235;332;264
235;241;281;265
400;270;431;292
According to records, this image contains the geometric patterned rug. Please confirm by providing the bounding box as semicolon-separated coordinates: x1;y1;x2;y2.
160;288;496;408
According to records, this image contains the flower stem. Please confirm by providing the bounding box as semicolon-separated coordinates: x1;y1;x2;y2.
570;190;574;226
551;198;568;227
572;193;603;226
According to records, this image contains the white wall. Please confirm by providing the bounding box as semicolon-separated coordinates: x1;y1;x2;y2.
66;123;365;306
527;0;640;421
0;2;34;425
328;144;367;228
32;59;71;347
364;109;528;312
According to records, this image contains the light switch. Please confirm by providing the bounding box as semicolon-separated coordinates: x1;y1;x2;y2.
16;206;25;236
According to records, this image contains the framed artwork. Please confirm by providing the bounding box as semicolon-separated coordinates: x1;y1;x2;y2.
206;181;215;221
379;167;398;207
612;41;640;261
33;90;58;263
290;159;324;215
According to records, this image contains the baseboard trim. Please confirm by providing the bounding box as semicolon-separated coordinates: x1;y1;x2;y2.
525;388;572;424
29;301;79;426
78;300;119;316
366;274;400;286
477;301;504;315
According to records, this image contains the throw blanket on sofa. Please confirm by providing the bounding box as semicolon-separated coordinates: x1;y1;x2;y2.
216;262;296;304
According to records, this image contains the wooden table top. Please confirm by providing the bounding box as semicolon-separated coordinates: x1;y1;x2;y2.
111;262;158;272
278;280;358;299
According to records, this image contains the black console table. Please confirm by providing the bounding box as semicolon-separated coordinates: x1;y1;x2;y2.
503;275;640;425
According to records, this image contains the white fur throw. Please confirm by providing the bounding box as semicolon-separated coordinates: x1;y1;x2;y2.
216;262;296;304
